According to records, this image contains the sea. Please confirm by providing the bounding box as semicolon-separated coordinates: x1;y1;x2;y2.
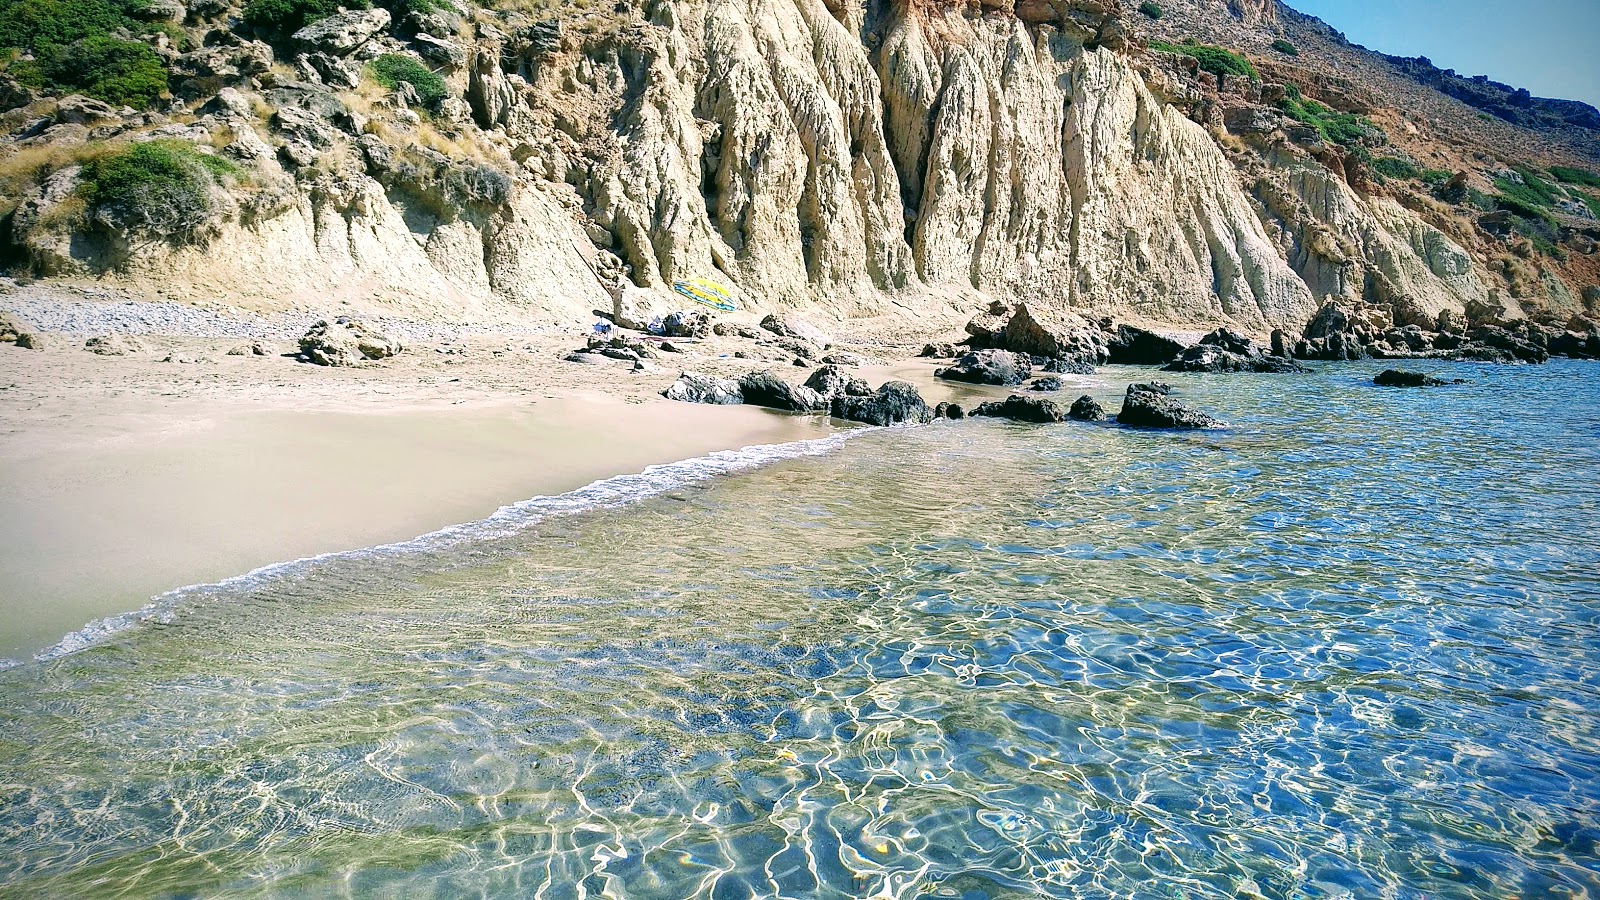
1;359;1597;898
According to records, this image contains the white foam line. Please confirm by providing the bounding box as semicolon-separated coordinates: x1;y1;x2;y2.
9;429;868;668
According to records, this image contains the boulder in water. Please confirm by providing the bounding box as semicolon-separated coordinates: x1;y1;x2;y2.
832;381;933;426
1068;395;1106;421
935;349;1032;386
1163;329;1307;373
1373;369;1461;387
1116;383;1224;429
1105;324;1188;365
971;394;1066;423
934;401;965;420
1027;375;1064;392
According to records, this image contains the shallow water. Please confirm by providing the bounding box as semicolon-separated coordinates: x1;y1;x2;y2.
2;360;1598;898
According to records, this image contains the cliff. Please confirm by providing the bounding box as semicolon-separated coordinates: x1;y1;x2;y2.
2;0;1597;334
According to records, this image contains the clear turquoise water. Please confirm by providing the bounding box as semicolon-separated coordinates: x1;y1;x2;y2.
2;360;1598;898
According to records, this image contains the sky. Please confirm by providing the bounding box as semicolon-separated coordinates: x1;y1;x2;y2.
1287;0;1600;108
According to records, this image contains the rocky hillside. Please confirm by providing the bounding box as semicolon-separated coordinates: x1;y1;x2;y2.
1;0;1597;334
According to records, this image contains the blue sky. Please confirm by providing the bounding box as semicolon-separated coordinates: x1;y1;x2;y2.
1288;0;1600;108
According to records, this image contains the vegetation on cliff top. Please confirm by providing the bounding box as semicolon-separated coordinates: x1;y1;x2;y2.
0;0;175;108
242;0;369;35
1150;40;1258;80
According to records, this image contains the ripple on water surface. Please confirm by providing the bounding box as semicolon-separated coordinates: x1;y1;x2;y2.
1;360;1598;898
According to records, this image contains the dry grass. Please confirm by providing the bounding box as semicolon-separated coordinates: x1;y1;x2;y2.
0;141;123;217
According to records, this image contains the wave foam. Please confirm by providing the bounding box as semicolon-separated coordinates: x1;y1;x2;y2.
22;430;864;666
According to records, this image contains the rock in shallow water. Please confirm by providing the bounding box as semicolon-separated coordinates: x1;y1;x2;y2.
1162;328;1307;373
1027;375;1064;392
935;349;1032;386
1374;369;1461;387
972;394;1066;423
1116;383;1224;429
1068;395;1106;421
832;381;932;426
803;364;869;400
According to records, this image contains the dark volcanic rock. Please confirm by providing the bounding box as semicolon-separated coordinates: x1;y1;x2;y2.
1374;369;1460;387
971;394;1066;423
662;371;743;404
831;381;933;426
935;349;1032;386
1116;383;1224;429
1027;375;1064;392
1106;324;1189;365
1163;328;1307;373
920;342;959;358
933;402;965;420
1068;395;1106;421
1002;303;1108;367
1549;329;1600;359
1468;325;1549;363
738;371;827;411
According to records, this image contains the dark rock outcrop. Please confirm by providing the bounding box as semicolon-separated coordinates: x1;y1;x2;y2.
933;402;965;420
935;349;1032;386
1105;324;1189;365
1116;383;1224;429
971;394;1066;423
738;371;827;412
1027;375;1064;392
831;381;933;426
1068;395;1106;421
1374;369;1460;387
1002;303;1109;367
759;314;830;347
920;342;959;358
1163;329;1307;373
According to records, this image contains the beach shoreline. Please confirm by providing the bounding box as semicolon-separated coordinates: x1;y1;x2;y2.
1;285;946;661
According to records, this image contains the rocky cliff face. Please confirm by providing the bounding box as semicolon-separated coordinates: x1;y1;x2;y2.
2;0;1596;335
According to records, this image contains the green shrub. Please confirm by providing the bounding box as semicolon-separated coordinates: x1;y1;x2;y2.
1419;168;1454;186
80;140;235;235
368;53;445;107
1270;38;1297;56
385;0;451;19
1494;193;1554;222
1370;157;1419;181
1492;167;1562;210
1150;40;1258;80
0;0;128;54
242;0;368;35
1279;83;1380;146
1137;1;1162;18
1549;166;1600;188
37;36;167;108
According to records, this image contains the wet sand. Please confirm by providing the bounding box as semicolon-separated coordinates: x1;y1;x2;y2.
0;344;844;661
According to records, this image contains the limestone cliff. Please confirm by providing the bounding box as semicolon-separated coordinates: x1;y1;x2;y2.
2;0;1596;335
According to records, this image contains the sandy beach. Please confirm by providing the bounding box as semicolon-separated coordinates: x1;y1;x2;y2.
0;291;951;661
